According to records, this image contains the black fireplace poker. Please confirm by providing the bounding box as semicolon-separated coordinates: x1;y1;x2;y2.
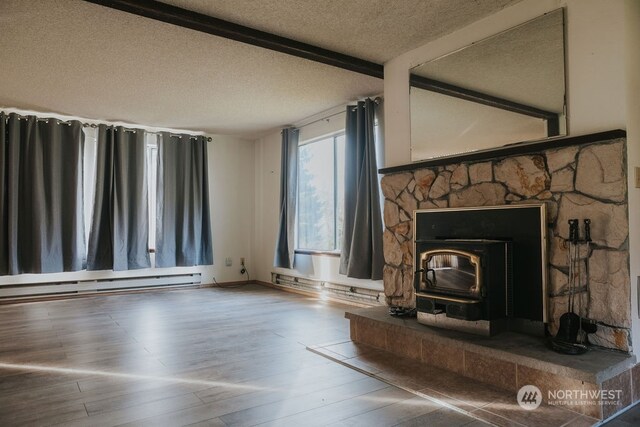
550;218;597;355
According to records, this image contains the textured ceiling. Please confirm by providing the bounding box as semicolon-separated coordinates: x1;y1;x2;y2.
162;0;523;63
0;0;523;137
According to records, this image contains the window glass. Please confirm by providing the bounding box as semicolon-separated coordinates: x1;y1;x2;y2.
335;134;346;249
82;127;97;247
146;134;158;251
297;133;345;252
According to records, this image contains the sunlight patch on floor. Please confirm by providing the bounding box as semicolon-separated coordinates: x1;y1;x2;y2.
0;361;272;391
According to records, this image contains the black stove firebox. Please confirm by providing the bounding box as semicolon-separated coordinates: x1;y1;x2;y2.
413;204;547;336
415;239;512;323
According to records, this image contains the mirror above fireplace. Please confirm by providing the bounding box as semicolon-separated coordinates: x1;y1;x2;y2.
410;9;566;161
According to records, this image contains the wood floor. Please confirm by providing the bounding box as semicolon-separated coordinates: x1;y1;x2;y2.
0;284;486;427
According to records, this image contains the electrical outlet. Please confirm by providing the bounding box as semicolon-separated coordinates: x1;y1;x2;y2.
225;257;232;267
240;257;245;266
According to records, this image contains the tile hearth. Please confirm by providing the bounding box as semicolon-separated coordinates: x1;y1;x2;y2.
326;306;639;424
309;341;599;427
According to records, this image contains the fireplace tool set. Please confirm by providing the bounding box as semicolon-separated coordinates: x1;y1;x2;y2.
550;218;598;355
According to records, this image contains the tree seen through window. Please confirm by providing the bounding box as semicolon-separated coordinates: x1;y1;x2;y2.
297;134;345;251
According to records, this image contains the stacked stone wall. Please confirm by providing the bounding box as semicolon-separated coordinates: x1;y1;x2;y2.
381;138;630;351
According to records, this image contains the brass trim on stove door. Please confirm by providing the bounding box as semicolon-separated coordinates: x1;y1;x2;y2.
419;249;482;296
415;292;481;304
539;203;548;323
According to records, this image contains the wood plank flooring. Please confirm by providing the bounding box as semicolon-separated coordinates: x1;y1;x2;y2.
0;285;485;426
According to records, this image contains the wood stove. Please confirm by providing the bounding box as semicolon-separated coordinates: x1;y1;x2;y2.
415;239;512;324
413;204;547;336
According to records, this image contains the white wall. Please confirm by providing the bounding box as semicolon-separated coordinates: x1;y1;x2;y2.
253;129;282;284
252;107;383;291
383;0;638;349
0;133;255;288
208;135;256;283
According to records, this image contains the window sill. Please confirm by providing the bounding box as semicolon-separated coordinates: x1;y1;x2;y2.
295;249;341;258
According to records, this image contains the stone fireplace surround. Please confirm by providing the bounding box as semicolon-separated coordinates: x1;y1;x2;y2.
329;130;637;424
379;130;631;352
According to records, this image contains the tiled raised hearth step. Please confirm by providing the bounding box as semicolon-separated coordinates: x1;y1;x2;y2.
344;306;639;421
309;341;599;426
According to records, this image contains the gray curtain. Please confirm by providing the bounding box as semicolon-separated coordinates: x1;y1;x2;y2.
87;125;150;271
339;99;384;280
0;112;86;275
274;127;299;269
155;133;213;267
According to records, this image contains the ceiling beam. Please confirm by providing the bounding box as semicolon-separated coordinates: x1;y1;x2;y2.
82;0;384;79
82;0;559;132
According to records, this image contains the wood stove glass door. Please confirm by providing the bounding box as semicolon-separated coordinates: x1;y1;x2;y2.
419;249;482;299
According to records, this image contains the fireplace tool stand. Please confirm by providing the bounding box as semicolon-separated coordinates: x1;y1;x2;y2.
550;219;597;355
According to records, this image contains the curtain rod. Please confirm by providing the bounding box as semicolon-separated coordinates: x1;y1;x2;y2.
295;110;345;130
294;97;383;130
349;97;382;111
4;113;213;142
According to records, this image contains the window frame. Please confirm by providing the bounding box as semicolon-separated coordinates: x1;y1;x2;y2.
295;131;345;256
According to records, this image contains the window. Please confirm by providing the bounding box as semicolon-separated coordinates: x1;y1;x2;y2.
297;133;345;252
82;126;98;247
146;134;158;251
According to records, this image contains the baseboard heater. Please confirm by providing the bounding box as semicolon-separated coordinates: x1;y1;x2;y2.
0;273;202;301
271;272;383;305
